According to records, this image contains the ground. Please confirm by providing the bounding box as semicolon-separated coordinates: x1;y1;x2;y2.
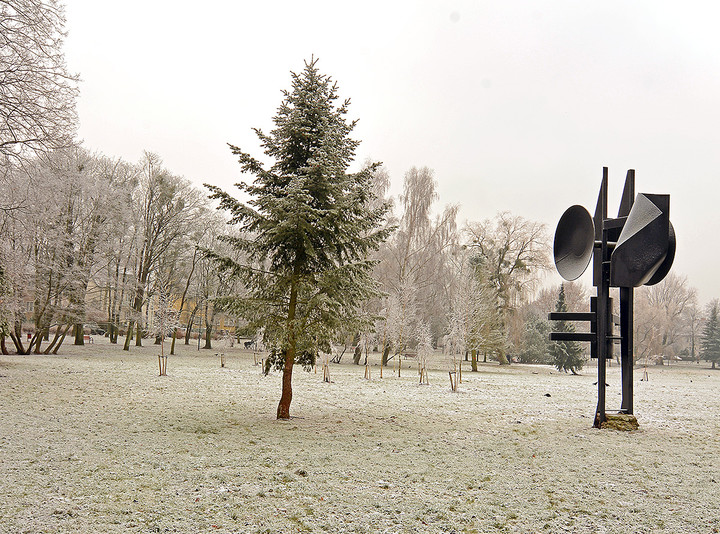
1;339;718;533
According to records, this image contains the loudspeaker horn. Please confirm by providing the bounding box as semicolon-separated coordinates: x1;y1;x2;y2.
554;204;595;281
644;221;676;286
610;193;671;287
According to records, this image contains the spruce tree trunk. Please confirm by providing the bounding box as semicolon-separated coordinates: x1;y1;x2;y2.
277;275;298;420
277;348;294;419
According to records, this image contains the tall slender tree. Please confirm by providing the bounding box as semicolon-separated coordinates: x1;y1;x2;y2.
549;284;584;374
700;301;720;369
206;58;391;419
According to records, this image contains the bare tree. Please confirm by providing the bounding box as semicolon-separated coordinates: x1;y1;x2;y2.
465;212;550;364
634;272;697;363
122;152;205;350
375;166;458;359
0;0;79;164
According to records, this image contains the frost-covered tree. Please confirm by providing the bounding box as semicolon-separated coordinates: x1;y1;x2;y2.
446;249;504;371
700;301;720;369
634;273;697;363
122;152;204;350
206;58;391;419
549;284;584;374
0;0;78;164
465;212;549;364
375;166;458;357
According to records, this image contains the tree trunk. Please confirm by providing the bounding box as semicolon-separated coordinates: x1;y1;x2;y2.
277;274;299;420
135;321;142;347
170;328;177;355
184;308;197;345
471;349;478;372
381;344;391;367
203;324;212;349
34;328;46;354
44;325;67;354
277;348;294;419
9;329;27;354
49;325;72;355
1;335;8;355
73;323;84;345
353;344;362;365
123;320;134;351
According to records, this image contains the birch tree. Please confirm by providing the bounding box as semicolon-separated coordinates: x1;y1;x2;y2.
376;166;458;359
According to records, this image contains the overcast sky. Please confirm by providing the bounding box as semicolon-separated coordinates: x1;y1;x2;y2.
63;1;720;303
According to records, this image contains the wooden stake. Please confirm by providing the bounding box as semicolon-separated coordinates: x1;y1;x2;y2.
158;355;167;376
323;363;330;383
364;364;371;380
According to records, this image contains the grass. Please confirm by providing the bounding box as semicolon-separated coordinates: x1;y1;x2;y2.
1;338;719;532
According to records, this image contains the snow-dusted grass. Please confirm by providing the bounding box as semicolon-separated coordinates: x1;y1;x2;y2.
1;339;719;533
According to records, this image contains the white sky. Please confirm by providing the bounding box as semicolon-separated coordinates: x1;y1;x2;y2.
63;1;720;303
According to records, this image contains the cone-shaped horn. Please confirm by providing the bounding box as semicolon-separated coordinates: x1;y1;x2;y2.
554;205;595;281
645;221;676;286
610;193;670;287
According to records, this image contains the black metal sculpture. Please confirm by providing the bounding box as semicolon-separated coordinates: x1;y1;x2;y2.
550;168;675;428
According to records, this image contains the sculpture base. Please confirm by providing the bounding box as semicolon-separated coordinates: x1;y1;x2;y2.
600;413;639;431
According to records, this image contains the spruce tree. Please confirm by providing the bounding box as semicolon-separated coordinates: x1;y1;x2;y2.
519;312;551;364
206;58;391;419
700;302;720;369
549;284;584;374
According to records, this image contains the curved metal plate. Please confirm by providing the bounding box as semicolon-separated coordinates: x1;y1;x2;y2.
554;205;594;281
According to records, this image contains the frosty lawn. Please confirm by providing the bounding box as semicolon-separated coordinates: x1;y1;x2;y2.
1;340;719;533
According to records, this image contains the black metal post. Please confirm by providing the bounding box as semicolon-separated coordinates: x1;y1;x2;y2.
618;169;635;415
620;286;633;413
593;168;609;428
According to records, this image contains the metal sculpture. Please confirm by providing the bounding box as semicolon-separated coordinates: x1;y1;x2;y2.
549;168;675;428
